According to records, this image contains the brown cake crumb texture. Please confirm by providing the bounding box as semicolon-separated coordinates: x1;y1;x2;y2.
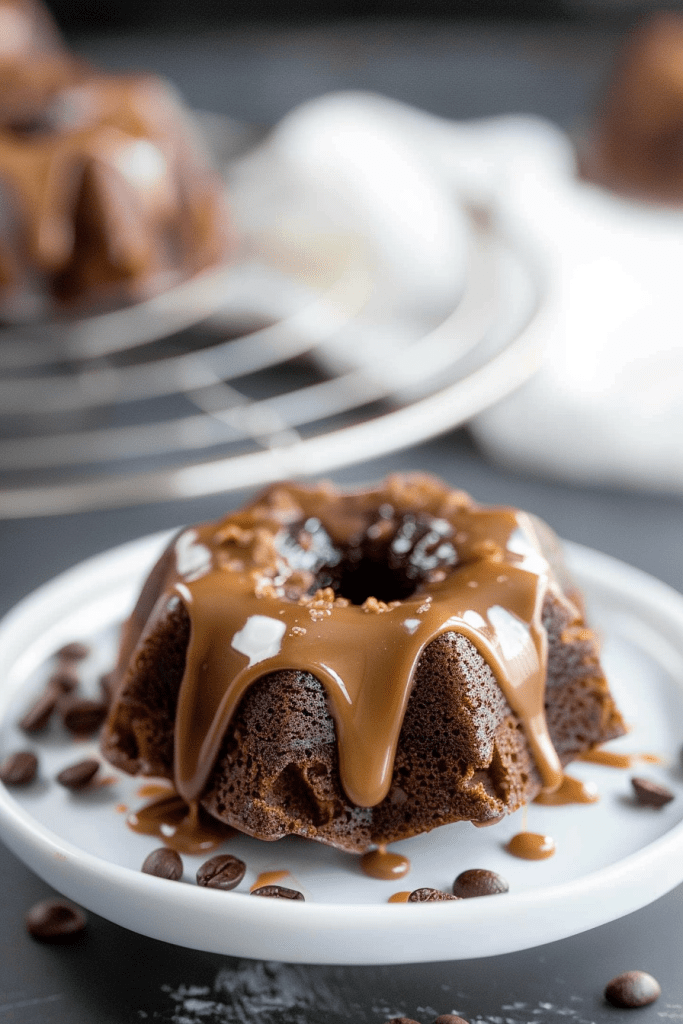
102;476;625;854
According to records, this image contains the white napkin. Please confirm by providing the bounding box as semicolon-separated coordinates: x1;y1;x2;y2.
260;91;683;492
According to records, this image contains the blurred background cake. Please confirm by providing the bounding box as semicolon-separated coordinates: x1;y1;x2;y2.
0;0;232;318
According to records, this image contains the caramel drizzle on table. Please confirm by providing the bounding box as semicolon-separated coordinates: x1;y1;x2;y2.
116;477;575;811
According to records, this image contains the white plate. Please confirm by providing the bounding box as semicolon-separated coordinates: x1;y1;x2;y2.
1;534;683;964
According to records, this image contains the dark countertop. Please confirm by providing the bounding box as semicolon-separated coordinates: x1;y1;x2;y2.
2;19;683;1024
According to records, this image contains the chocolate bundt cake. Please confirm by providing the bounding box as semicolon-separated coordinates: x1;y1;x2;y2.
586;12;683;202
102;475;626;854
0;0;231;316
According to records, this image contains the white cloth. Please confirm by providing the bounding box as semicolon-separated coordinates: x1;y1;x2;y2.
259;91;683;492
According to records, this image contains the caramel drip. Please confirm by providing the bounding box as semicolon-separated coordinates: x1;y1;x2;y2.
534;774;599;806
119;477;572;813
578;748;661;769
127;793;236;854
388;891;411;903
360;846;411;880
250;870;290;892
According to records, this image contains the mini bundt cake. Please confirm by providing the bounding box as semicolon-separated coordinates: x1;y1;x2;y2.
101;475;626;854
585;12;683;202
0;0;231;316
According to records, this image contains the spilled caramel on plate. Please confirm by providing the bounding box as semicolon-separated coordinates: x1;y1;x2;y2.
250;870;290;892
506;831;556;860
534;774;599;806
127;792;235;854
360;845;411;880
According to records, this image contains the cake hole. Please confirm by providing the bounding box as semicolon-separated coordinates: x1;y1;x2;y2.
282;512;459;606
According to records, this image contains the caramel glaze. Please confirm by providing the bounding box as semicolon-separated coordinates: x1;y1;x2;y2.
506;832;556;860
388;891;411;903
113;476;576;818
360;845;411;880
534;773;599;806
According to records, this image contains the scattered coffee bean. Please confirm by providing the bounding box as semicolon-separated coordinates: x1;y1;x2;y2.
251;885;304;900
435;1017;470;1024
25;899;87;942
452;868;509;898
141;848;183;881
605;971;661;1008
19;688;60;733
0;750;38;786
55;642;90;662
56;758;100;790
383;1019;421;1024
48;668;80;693
19;669;80;734
197;854;246;890
408;888;460;902
99;672;116;706
60;697;107;736
631;777;674;808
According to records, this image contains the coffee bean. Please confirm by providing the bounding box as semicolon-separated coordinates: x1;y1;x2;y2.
19;670;81;733
605;971;661;1008
0;751;38;786
631;777;674;808
60;697;107;736
141;848;183;881
55;642;90;661
48;668;80;693
197;854;246;890
408;888;460;902
251;885;304;901
383;1019;421;1024
25;899;87;942
452;869;509;898
56;758;99;790
19;689;59;733
99;672;116;706
435;1017;470;1024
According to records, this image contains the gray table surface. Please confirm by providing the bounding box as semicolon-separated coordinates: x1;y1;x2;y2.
2;19;683;1024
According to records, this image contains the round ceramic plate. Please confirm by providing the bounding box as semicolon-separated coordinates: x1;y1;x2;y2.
0;533;682;964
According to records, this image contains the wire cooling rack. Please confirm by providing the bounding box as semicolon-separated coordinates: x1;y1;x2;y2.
0;123;548;519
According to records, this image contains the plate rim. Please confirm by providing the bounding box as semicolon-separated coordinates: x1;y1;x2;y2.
1;533;683;963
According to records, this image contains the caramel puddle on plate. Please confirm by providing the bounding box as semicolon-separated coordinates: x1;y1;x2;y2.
578;748;662;769
127;793;236;854
136;782;175;799
360;844;411;880
506;832;556;860
534;774;599;806
388;891;411;903
250;870;290;892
